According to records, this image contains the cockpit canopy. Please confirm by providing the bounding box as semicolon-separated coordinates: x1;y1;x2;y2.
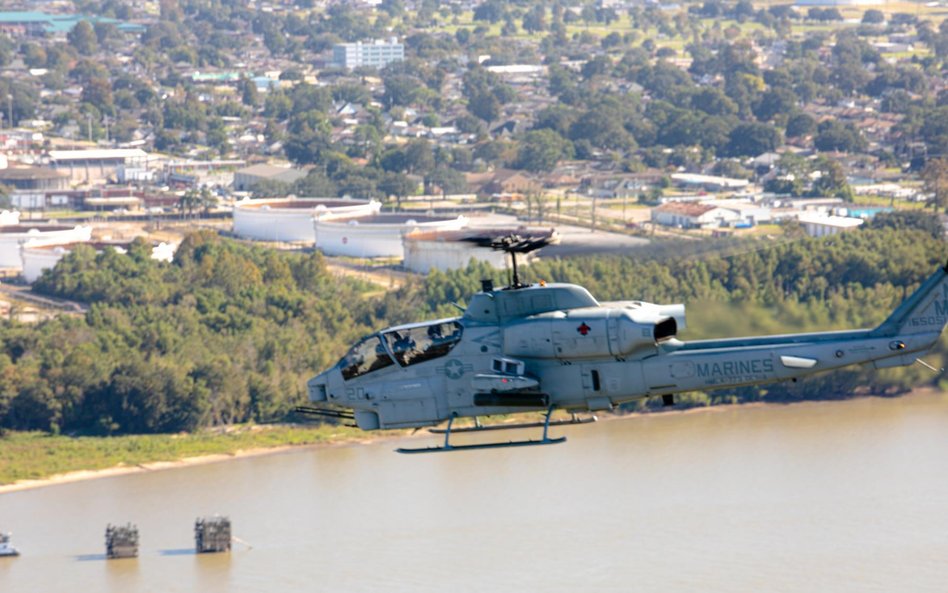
338;320;463;381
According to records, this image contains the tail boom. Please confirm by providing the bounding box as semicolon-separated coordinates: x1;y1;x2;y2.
635;262;948;398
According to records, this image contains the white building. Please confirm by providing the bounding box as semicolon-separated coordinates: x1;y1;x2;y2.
233;197;381;243
797;213;864;237
651;202;742;229
705;200;773;226
332;38;404;69
315;214;468;259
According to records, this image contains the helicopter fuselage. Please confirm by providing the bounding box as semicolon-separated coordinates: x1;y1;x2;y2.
308;268;948;432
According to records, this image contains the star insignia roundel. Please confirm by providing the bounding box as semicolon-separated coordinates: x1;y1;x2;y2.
577;322;591;336
445;359;465;379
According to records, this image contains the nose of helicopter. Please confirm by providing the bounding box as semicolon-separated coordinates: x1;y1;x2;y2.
307;373;330;402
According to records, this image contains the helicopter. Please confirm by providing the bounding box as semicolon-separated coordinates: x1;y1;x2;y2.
304;236;948;453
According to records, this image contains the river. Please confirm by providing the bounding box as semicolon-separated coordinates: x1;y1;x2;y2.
2;391;948;593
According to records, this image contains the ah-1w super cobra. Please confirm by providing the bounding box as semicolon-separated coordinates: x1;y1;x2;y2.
304;237;948;453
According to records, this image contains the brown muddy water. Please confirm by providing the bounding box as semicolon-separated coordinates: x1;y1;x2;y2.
2;391;947;593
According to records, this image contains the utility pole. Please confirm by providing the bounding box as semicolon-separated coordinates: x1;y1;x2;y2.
6;94;12;129
87;114;92;142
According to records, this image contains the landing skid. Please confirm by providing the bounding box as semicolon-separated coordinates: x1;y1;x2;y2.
396;405;568;454
428;413;597;434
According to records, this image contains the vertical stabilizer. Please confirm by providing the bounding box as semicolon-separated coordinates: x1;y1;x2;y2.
873;261;948;337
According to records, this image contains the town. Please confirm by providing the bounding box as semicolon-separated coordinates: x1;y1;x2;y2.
0;0;945;309
1;5;948;588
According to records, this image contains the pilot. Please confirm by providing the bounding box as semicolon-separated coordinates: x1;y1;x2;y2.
390;331;416;363
427;324;444;341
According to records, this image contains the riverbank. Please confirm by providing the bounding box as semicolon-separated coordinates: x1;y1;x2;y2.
2;388;942;494
0;424;405;493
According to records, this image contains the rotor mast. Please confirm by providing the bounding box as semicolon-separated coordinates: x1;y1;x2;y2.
488;233;555;289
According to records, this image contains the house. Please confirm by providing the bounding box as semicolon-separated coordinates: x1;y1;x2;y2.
651;202;742;229
479;170;541;197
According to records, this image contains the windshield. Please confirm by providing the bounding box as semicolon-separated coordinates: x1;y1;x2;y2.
338;335;395;381
383;321;463;367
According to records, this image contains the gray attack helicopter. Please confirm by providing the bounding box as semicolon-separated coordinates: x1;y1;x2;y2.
304;236;948;453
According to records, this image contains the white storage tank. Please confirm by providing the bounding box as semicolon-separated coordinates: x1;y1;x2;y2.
0;224;93;271
233;197;380;243
315;214;468;258
21;241;178;283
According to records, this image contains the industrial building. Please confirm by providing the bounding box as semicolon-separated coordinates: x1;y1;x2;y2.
332;38;404;69
315;214;468;258
232;197;380;243
48;149;150;184
0;11;144;37
797;213;864;237
0;166;69;191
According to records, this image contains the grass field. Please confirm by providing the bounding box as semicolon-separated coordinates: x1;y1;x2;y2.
0;424;389;485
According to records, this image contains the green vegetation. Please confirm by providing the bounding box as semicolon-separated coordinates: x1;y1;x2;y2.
0;425;384;485
1;232;382;435
0;224;945;483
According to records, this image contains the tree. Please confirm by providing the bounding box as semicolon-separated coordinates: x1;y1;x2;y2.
179;188;201;217
81;77;114;115
724;122;781;157
754;87;797;122
522;6;547;33
786;113;816;138
67;21;98;56
810;156;852;201
921;158;948;212
862;9;885;24
515;129;574;172
239;77;259;107
869;210;943;238
425;166;467;197
404;140;435;175
379;172;417;207
814;120;866;153
383;74;420;108
468;91;501;125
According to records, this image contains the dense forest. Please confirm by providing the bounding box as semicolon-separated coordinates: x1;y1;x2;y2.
0;224;944;435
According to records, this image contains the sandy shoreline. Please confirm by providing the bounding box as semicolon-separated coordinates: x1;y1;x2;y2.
1;388;940;495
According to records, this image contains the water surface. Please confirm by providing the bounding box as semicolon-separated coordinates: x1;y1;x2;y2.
2;392;947;593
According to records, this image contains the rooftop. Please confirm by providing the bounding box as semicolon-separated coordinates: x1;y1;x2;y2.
654;202;719;217
48;149;148;161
